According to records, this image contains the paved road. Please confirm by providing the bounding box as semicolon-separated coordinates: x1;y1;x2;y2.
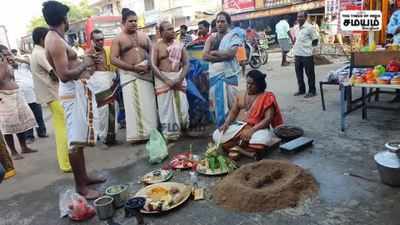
1;53;400;225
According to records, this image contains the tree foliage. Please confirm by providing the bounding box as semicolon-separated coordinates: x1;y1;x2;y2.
27;0;94;32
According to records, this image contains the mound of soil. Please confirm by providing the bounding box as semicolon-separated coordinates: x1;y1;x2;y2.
212;160;318;213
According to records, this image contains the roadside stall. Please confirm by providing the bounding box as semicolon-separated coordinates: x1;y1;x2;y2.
340;50;400;131
321;1;400;131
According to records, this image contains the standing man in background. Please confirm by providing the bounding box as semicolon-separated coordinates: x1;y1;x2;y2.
86;29;119;146
178;25;193;47
151;21;190;140
191;20;210;46
30;26;71;172
275;17;293;66
203;12;244;127
111;8;158;143
11;48;48;143
293;12;319;98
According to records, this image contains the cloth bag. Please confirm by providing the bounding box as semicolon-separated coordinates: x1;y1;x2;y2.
146;129;168;164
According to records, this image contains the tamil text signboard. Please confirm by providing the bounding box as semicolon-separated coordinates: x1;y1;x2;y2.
340;10;382;31
223;0;255;14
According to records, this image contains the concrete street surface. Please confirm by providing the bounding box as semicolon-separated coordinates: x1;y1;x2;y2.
1;53;400;225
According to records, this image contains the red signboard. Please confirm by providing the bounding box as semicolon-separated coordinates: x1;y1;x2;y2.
223;0;255;13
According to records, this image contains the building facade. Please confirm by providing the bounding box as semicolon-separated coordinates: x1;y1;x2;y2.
121;0;221;30
90;0;222;35
224;0;324;31
0;25;10;49
90;0;122;16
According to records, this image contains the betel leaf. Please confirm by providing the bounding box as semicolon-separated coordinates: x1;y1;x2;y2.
208;157;216;172
217;155;228;171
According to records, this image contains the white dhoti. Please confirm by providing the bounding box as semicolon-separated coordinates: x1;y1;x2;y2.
88;71;118;142
155;71;189;140
212;121;273;147
60;80;98;148
120;69;158;142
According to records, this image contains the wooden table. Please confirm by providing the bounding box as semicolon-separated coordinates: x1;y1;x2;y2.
350;51;400;76
338;51;400;131
340;82;400;131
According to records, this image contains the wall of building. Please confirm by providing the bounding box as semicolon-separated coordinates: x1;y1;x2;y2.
91;0;122;16
0;26;10;49
132;0;221;28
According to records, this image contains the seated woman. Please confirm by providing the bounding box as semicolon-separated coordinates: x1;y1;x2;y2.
213;70;283;153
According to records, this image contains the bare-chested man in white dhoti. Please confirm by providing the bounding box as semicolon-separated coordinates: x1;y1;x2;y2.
43;1;105;199
151;21;190;140
111;8;158;143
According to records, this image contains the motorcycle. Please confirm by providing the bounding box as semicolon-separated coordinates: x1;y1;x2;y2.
245;38;269;69
266;34;276;45
258;38;269;65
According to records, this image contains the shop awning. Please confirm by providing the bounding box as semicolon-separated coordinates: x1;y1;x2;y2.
232;0;325;21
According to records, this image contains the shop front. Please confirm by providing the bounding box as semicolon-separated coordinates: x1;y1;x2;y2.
225;0;324;31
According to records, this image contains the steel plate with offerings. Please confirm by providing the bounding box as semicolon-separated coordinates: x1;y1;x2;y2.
169;152;195;169
196;143;237;176
134;182;192;214
140;169;173;184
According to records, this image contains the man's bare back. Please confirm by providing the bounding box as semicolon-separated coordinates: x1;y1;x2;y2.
46;32;79;71
45;31;92;81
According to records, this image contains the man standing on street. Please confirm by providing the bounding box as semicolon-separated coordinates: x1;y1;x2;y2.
86;29;119;146
12;49;48;143
293;12;319;98
151;21;190;140
275;17;293;66
43;0;105;199
111;8;158;143
30;27;71;172
178;25;192;47
203;12;244;126
191;20;210;46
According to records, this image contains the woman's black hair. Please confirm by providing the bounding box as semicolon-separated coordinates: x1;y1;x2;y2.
32;27;49;45
216;11;232;25
211;19;216;29
247;70;267;93
121;8;136;23
42;1;69;27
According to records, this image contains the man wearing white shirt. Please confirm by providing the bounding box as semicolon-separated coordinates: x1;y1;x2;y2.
13;55;48;142
293;12;319;98
275;17;293;66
